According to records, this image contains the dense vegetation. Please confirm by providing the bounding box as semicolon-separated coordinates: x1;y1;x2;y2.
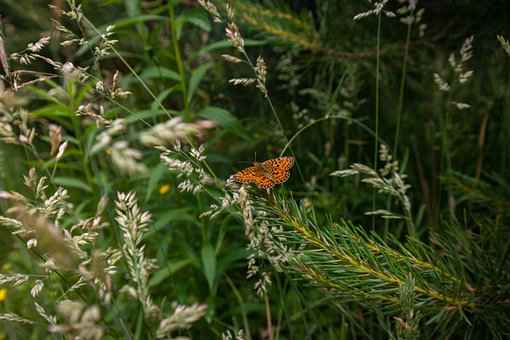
0;0;509;339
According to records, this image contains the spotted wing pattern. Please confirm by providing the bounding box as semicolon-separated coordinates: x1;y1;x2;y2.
232;156;295;189
232;165;274;189
262;156;295;184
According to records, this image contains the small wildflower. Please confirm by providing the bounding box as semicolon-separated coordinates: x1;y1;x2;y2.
159;184;171;195
0;288;7;302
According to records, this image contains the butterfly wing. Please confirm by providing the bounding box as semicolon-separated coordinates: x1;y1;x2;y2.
263;156;295;184
233;166;275;189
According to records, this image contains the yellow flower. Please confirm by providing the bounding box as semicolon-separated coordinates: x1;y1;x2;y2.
0;288;7;302
159;184;171;195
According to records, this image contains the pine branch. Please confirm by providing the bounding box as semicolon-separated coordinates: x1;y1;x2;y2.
237;190;491;334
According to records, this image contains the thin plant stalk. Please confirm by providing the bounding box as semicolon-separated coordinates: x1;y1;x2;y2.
393;21;413;157
264;293;274;340
387;17;413;237
373;13;382;228
168;1;190;118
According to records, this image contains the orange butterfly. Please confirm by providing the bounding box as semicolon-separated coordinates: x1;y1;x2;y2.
232;156;295;189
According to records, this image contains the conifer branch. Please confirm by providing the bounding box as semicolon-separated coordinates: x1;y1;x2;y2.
239;191;482;330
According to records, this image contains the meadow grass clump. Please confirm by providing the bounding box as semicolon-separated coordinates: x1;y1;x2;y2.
1;0;510;339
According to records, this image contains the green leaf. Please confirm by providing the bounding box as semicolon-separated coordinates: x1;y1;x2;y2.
28;82;65;105
140;67;180;82
150;86;179;110
124;0;141;18
201;244;216;292
150;209;200;235
144;163;167;203
180;9;211;32
187;62;212;104
76;82;95;104
53;177;92;192
31;104;75;121
148;259;192;287
198;106;238;127
216;246;249;275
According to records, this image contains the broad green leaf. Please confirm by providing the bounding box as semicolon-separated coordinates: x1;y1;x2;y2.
148;259;192;287
198;106;238;127
216;246;249;275
53;177;92;192
140;67;180;82
187;62;212;104
201;243;216;292
150;209;200;234
180;9;211;32
31;104;75;119
76;82;95;104
28;86;65;105
150;86;179;111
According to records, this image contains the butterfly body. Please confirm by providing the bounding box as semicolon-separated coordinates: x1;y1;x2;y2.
232;156;295;189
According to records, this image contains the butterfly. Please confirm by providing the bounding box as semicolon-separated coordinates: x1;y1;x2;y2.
232;156;295;189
